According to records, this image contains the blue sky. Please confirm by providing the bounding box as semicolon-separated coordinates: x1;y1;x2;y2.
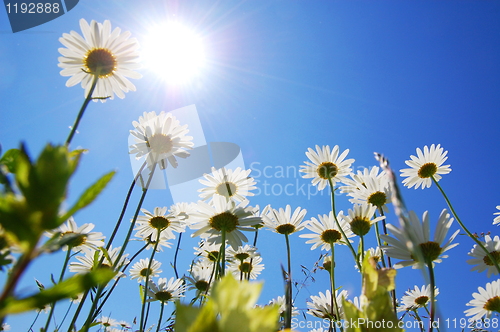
1;0;500;331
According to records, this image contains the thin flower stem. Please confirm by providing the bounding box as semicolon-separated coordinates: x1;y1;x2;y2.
65;74;99;146
284;234;293;330
329;243;341;332
156;301;165;332
327;179;360;270
413;309;426;332
106;160;147;250
140;229;161;332
432;177;500;274
67;290;89;332
43;249;72;332
220;230;226;276
423;305;440;332
173;233;183;279
427;262;436;332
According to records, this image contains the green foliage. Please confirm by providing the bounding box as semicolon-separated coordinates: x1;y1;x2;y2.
343;254;402;332
0;268;115;317
175;274;280;332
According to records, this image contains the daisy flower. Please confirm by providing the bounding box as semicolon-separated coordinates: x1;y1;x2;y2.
467;235;500;278
299;211;354;250
494;206;500;226
198;167;257;203
226;244;259;262
190;197;261;249
465;279;500;321
340;166;391;210
380;209;459;269
45;217;105;252
268;295;299;317
194;241;225;263
169;202;197;226
134;207;186;243
262;205;308;236
146;277;186;303
96;316;119;329
307;289;348;321
58;19;141;101
129;111;194;169
397;285;439;312
129;258;163;283
400;144;451;189
0;323;10;331
227;256;264;280
69;246;129;279
300;145;354;190
341;203;385;237
185;260;214;295
354;247;383;272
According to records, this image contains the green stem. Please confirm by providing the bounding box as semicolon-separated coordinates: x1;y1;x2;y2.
327;179;360;270
140;229;161;332
156;301;165;332
329;243;341;332
427;262;436;332
65;74;99;146
284;234;293;330
173;233;183;279
413;309;425;332
43;249;72;332
432;177;500;274
66;290;89;332
220;230;226;277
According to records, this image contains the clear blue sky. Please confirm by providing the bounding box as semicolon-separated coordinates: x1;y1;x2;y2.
1;1;500;331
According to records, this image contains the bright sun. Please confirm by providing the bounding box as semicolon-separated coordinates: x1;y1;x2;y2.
143;22;205;85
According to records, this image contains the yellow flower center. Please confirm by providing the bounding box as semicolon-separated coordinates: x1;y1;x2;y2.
140;267;153;277
209;212;239;232
418;163;438;178
195;280;209;292
367;191;387;208
155;291;173;302
216;181;237;197
317;162;338;180
149;216;170;231
483;296;500;312
147;134;173;155
61;231;87;248
321;229;342;244
239;262;253;273
413;241;442;264
349;217;371;237
84;48;117;77
414;296;429;306
483;251;500;266
234;253;250;261
276;224;296;235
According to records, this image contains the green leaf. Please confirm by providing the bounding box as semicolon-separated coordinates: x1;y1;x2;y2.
176;301;219;332
59;171;116;223
0;268;115;317
0;149;20;173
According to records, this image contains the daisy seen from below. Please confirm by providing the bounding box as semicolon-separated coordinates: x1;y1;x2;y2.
397;285;439;312
307;289;349;321
268;295;299;318
194;241;226;263
299;211;354;251
400;144;451;189
355;247;383;272
380;209;459;269
465;279;500;321
129;258;162;283
45;217;105;252
134;207;186;243
467;235;500;278
340;166;391;210
69;246;129;279
226;244;259;262
129;111;194;169
96;316;119;329
300;145;354;191
198;167;257;203
58;18;141;101
169;202;197;226
227;255;264;280
341;203;385;238
494;206;500;226
190;196;261;249
262;205;308;236
185;260;214;295
146;277;186;303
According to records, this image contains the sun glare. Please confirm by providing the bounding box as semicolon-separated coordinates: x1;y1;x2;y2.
143;22;205;85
